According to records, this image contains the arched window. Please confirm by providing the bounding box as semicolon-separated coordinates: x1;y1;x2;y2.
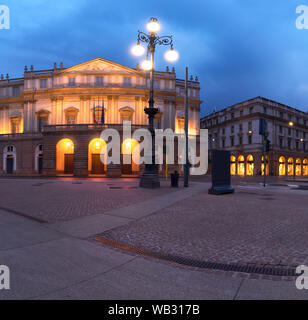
3;145;16;174
287;157;294;176
296;158;302;176
237;155;245;176
279;156;286;176
56;139;74;175
246;155;254;176
303;159;308;176
261;155;269;176
230;155;236;175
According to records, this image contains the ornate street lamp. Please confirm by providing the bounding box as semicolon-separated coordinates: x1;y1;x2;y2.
131;17;179;188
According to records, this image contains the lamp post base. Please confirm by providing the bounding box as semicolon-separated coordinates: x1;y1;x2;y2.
139;173;160;189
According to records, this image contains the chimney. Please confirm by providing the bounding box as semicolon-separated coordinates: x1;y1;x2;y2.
166;66;169;72
60;62;63;69
24;65;28;72
30;65;34;72
54;62;57;69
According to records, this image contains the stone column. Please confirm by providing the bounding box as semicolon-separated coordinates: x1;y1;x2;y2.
107;96;112;124
51;97;57;125
73;134;89;177
23;101;29;132
42;134;57;176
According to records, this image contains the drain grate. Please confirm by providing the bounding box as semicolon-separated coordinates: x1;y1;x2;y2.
94;236;296;277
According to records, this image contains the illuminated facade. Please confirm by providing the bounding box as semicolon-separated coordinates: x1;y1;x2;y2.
201;97;308;177
0;58;201;176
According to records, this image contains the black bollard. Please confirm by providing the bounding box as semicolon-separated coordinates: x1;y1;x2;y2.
171;170;179;188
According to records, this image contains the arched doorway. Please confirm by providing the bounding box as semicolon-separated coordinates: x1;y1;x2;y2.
3;145;16;174
121;139;140;175
35;144;43;174
261;156;269;176
246;155;254;176
303;159;308;176
230;156;236;175
237;155;245;176
287;157;294;176
279;156;286;176
88;138;107;175
56;138;74;175
296;158;302;176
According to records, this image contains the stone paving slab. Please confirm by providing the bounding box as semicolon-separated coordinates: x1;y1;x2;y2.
35;256;242;300
0;210;63;251
47;214;132;238
0;237;134;300
236;278;308;300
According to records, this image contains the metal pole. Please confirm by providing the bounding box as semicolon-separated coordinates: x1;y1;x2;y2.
263;135;266;187
184;67;189;188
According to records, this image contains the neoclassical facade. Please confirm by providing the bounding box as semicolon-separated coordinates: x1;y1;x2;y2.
201;97;308;177
0;58;201;176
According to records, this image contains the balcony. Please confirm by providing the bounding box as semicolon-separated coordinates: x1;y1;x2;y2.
0;132;42;139
43;124;147;133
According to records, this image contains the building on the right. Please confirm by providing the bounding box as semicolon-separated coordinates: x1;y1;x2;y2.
200;96;308;177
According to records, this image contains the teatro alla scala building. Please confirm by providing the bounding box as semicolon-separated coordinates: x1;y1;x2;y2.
0;58;201;177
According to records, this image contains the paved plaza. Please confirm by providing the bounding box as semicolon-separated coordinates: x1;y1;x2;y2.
0;177;307;299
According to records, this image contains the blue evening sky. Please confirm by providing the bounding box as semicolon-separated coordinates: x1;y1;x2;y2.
0;0;308;117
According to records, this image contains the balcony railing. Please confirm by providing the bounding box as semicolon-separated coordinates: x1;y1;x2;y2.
43;124;147;133
53;82;150;90
0;132;42;139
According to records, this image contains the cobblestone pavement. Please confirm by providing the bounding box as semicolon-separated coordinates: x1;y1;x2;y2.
0;178;178;223
101;185;308;271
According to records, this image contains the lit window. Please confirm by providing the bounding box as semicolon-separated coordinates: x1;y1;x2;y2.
10;117;20;134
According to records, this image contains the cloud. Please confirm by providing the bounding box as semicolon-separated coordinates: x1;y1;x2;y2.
0;1;307;115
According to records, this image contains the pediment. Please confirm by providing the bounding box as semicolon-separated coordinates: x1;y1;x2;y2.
62;58;138;75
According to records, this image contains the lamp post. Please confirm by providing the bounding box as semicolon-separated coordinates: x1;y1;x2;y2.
131;17;179;188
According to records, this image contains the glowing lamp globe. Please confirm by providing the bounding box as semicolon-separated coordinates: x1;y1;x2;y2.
131;44;145;56
147;18;160;33
164;48;179;62
141;59;153;71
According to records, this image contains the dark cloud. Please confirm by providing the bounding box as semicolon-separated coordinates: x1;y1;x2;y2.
0;0;307;116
